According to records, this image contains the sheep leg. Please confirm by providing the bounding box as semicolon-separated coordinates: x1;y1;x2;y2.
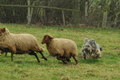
56;55;67;61
11;53;14;61
29;51;40;63
34;53;40;63
1;51;4;54
61;60;67;64
66;58;71;62
5;52;7;56
72;56;78;65
39;52;47;61
56;56;67;64
41;55;51;59
56;56;63;60
8;46;16;61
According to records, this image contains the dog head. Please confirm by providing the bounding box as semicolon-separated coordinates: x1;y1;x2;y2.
82;38;97;54
82;38;102;59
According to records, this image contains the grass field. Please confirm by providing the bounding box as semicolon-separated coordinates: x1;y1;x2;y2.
0;23;120;80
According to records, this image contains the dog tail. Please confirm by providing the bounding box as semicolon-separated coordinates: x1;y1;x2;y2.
100;47;103;51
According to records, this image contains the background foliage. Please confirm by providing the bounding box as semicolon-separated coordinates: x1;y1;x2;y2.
0;0;120;28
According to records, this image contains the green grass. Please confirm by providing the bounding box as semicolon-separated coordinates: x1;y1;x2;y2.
0;23;120;80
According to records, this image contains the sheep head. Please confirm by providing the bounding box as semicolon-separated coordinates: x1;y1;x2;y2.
41;35;54;44
0;28;6;36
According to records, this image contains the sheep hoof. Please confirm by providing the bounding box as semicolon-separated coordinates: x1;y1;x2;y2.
41;57;47;61
62;60;67;64
67;59;71;62
44;58;47;61
75;61;78;65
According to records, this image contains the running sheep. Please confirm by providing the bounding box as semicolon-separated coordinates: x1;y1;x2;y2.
41;35;78;64
0;28;47;62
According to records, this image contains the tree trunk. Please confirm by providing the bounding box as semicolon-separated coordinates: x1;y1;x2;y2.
114;12;120;28
27;0;31;25
102;11;108;28
85;1;88;22
62;10;65;26
27;0;35;25
72;0;79;24
102;0;111;28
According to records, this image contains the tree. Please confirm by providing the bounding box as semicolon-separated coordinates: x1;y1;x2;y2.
100;0;111;28
72;0;79;24
27;0;36;25
98;0;120;28
108;0;120;28
0;0;27;23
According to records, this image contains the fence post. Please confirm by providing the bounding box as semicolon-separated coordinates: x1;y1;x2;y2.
62;9;65;26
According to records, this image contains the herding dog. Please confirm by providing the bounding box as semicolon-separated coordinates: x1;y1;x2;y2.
81;38;102;60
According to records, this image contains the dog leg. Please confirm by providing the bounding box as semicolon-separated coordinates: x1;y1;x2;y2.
83;54;86;60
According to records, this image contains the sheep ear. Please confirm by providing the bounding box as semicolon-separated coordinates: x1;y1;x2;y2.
48;35;54;39
2;28;6;33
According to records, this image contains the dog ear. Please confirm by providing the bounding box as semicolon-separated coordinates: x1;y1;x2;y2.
90;39;97;49
84;38;89;43
91;39;95;44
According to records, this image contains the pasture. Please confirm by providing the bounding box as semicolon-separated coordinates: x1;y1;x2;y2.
0;23;120;80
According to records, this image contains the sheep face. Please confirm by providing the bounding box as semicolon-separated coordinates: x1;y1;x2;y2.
41;35;53;44
0;28;5;36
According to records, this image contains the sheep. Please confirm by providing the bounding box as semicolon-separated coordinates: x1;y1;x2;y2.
41;35;78;64
0;28;47;62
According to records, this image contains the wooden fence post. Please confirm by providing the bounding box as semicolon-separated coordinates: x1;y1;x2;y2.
62;9;65;26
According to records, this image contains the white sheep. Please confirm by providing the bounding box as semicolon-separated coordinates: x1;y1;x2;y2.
41;35;78;64
0;28;47;62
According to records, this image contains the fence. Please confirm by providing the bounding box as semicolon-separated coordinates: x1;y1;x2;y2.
0;4;79;26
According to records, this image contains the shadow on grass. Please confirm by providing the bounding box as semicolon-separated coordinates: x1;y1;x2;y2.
78;55;101;64
57;61;77;66
13;59;50;66
14;60;41;64
79;58;101;64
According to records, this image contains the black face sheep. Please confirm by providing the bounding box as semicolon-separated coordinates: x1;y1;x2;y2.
81;38;102;60
41;35;78;64
0;28;47;62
